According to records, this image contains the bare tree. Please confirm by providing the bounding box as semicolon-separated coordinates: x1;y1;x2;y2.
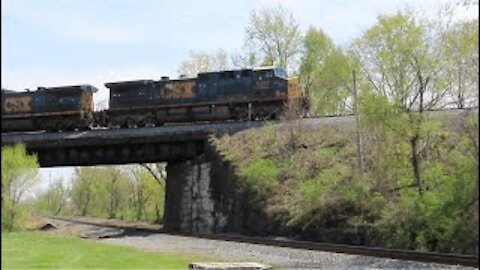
139;163;166;222
244;5;303;74
71;168;95;216
106;167;122;219
442;19;479;108
178;49;230;77
139;163;166;186
231;46;263;69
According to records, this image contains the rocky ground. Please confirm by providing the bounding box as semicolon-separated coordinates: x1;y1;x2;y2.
32;216;477;270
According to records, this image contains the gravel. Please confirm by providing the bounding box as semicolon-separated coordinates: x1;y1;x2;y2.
100;232;476;270
42;217;477;270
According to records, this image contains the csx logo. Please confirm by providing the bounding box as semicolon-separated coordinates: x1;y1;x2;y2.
162;82;195;99
3;96;32;113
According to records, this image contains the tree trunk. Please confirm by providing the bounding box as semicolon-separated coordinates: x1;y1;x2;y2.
410;69;426;196
155;203;162;223
353;69;365;178
458;67;464;109
410;133;423;195
81;187;91;216
2;181;4;211
109;177;118;219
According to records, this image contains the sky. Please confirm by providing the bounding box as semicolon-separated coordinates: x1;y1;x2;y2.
1;0;477;194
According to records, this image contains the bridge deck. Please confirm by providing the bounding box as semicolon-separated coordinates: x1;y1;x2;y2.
1;121;266;167
1;121;267;148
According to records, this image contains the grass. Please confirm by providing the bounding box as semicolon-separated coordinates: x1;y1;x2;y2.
2;231;210;269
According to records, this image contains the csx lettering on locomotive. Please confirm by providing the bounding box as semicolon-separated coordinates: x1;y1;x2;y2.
162;81;195;99
3;96;32;113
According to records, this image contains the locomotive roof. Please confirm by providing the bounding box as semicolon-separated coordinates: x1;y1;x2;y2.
105;80;155;88
105;77;198;88
198;68;252;75
197;66;281;75
252;66;277;70
41;84;99;93
1;89;16;94
105;66;285;87
1;85;98;95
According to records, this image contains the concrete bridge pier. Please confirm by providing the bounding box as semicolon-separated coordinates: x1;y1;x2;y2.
164;147;242;233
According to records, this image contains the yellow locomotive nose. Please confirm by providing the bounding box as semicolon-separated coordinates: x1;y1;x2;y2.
287;76;300;98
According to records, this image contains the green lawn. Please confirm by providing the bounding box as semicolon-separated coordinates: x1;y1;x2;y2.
2;231;210;269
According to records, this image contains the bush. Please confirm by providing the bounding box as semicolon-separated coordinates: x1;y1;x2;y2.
242;158;279;194
1;144;39;231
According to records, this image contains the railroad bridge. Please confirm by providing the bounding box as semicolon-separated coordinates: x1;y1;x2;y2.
1;110;467;234
0;116;365;234
1;121;267;167
1;121;272;233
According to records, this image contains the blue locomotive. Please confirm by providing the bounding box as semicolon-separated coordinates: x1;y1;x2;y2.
1;85;97;132
104;66;302;127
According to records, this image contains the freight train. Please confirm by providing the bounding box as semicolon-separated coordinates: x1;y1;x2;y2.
1;66;304;133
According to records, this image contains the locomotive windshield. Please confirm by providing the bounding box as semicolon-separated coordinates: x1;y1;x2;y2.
254;67;287;78
274;68;287;78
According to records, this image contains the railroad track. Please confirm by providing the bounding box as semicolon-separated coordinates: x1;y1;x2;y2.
45;216;479;267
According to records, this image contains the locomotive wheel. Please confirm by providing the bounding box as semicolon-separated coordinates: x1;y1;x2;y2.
110;123;121;129
55;121;65;132
33;118;45;131
143;114;156;127
125;118;136;129
66;121;76;131
157;121;165;126
77;125;89;131
136;120;145;127
108;117;122;129
45;122;58;132
232;105;250;121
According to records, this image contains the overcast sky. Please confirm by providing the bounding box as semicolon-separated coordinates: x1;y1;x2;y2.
1;0;477;193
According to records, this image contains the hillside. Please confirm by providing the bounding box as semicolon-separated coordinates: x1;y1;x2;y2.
212;109;479;254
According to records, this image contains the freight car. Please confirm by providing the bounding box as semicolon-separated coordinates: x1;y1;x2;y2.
1;85;97;132
103;66;301;128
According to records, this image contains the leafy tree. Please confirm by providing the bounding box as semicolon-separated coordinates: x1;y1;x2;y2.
178;49;230;77
70;167;97;216
300;27;353;115
351;8;479;252
243;5;302;73
1;144;39;231
300;27;335;93
353;11;449;195
53;165;165;223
